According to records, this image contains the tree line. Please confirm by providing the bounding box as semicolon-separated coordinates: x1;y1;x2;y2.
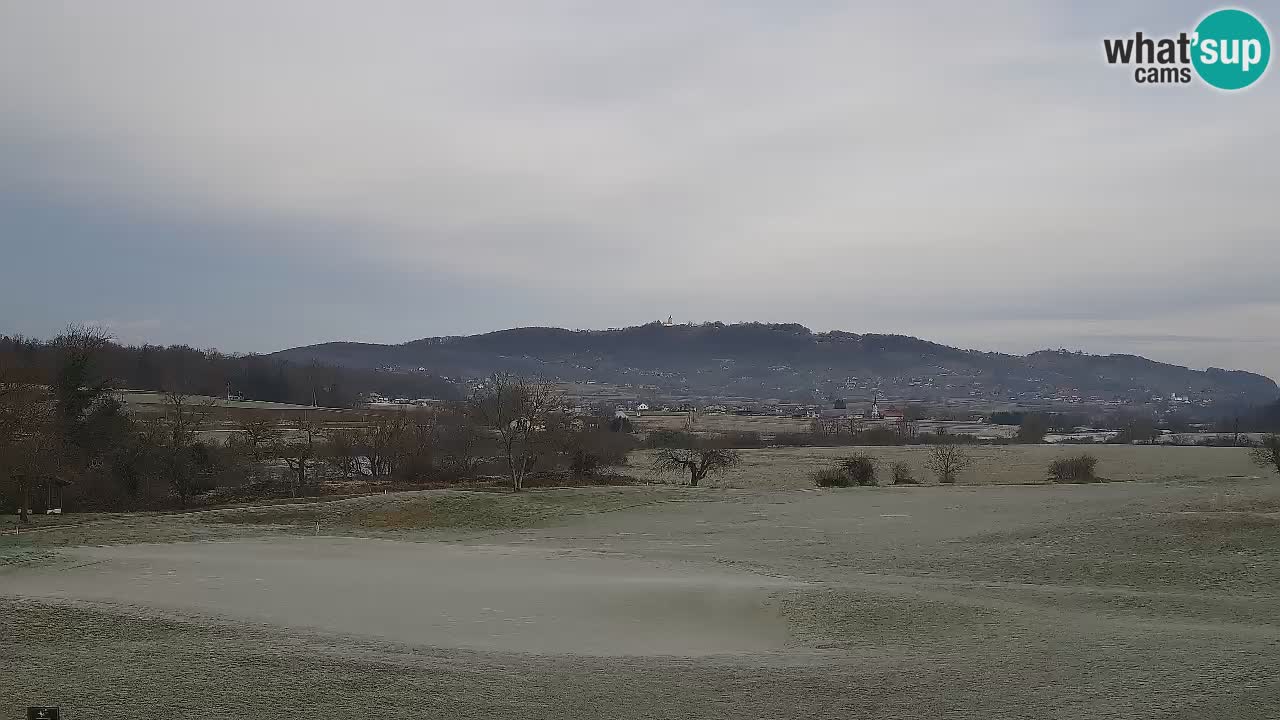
0;329;638;517
0;332;460;407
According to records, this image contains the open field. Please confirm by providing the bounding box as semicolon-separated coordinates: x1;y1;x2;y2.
117;390;347;415
2;446;1279;719
630;411;813;434
637;444;1265;488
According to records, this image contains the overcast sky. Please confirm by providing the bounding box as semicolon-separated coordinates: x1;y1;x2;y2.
2;2;1277;379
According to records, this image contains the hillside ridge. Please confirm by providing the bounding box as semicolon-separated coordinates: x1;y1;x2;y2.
272;322;1278;406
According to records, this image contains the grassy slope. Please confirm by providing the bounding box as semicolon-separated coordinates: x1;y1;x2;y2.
0;486;689;556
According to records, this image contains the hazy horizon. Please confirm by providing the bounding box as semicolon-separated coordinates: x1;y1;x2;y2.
3;2;1278;379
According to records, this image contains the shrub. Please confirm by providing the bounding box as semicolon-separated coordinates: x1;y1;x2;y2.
1047;454;1100;483
583;430;638;465
891;461;917;485
1252;434;1280;476
811;467;851;487
775;431;852;447
708;431;764;449
566;430;639;478
569;449;603;478
811;453;878;487
839;453;878;486
644;429;699;449
773;431;816;447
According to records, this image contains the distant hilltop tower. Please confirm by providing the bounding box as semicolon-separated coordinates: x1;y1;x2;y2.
664;315;674;326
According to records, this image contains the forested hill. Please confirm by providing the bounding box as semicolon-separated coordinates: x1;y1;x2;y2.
0;335;461;406
272;322;1279;406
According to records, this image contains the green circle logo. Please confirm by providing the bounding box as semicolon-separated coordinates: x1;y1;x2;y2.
1192;9;1270;90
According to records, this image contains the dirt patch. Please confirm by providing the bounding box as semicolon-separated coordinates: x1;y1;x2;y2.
2;537;799;657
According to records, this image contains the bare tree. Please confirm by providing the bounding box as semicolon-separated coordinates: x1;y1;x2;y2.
436;405;480;477
360;411;410;478
398;414;438;482
844;416;865;437
1117;416;1160;445
107;418;162;502
278;415;323;496
323;428;362;480
1017;413;1050;443
926;445;973;484
0;366;21;402
652;446;741;487
1251;434;1280;477
0;382;59;522
159;391;213;507
229;417;283;486
468;374;565;491
6;435;62;522
50;324;113;444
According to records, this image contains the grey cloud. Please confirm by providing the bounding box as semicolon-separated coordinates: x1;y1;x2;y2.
1;1;1277;378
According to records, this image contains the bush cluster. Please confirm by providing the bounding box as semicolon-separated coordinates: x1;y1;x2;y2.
839;454;878;486
891;461;917;485
810;466;851;487
811;452;879;487
1047;454;1100;483
644;429;699;449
